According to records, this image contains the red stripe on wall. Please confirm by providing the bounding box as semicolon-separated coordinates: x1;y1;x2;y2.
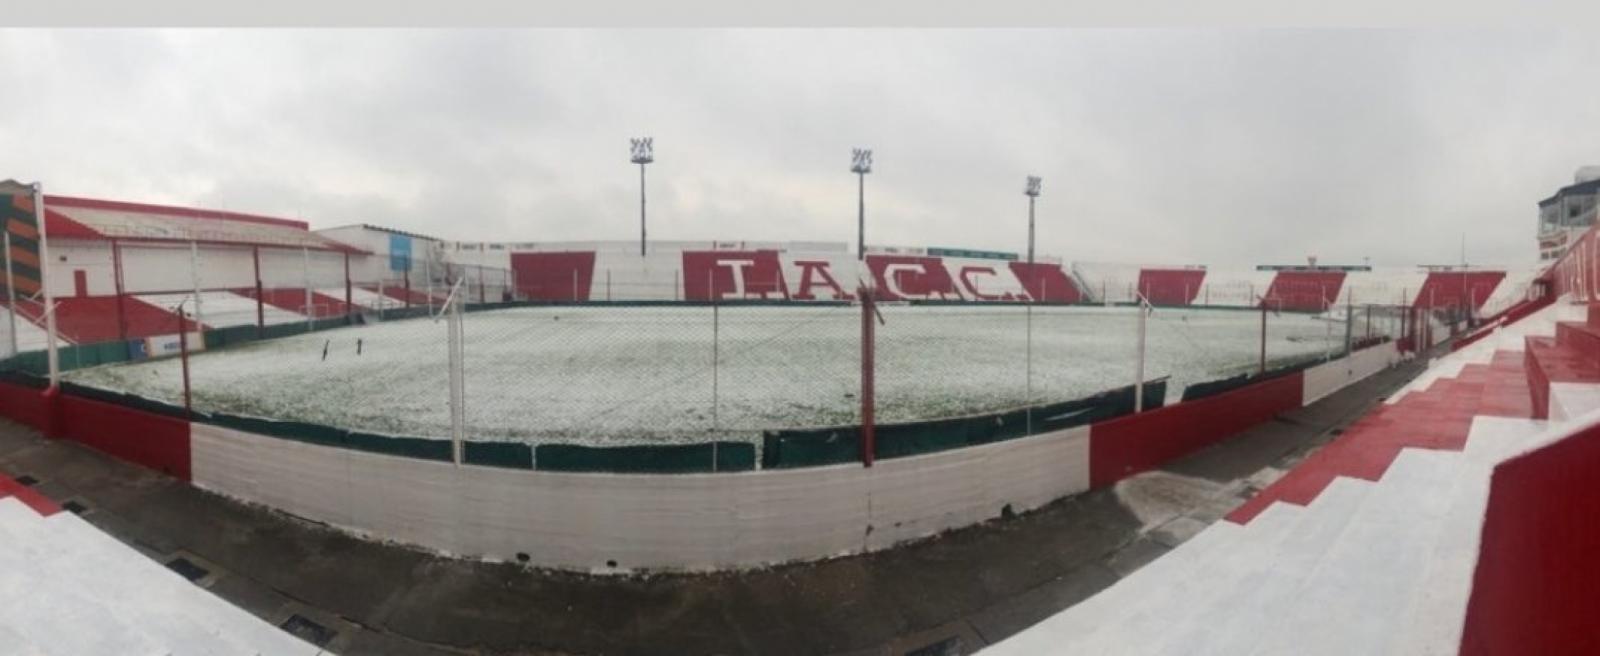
682;250;791;301
1460;423;1600;655
1137;269;1205;306
1088;372;1304;488
56;394;191;481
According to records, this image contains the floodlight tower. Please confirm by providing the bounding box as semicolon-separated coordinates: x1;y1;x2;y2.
1024;176;1042;266
630;137;654;257
852;148;873;260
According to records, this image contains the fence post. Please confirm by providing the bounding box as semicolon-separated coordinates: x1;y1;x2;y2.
478;267;486;305
860;284;877;467
177;301;192;418
675;269;681;302
1345;294;1354;355
1;226;13;356
1135;295;1147;412
252;246;264;337
302;247;313;330
112;239;128;342
190;241;205;334
712;289;719;434
447;282;465;466
404;257;412;310
32;184;59;387
1026;303;1033;433
344;251;353;322
1259;301;1267;375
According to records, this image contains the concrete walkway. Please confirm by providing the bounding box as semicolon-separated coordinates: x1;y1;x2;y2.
0;355;1426;655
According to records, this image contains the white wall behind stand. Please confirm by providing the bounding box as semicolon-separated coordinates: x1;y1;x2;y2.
189;422;1091;572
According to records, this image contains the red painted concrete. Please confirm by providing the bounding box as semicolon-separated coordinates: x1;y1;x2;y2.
56;394;191;481
0;474;63;516
7;295;188;343
1089;372;1303;488
1136;268;1204;306
1413;271;1507;310
237;288;351;318
1263;271;1345;312
1009;262;1083;303
1460;421;1600;655
1229;350;1537;524
0;381;47;431
511;252;596;301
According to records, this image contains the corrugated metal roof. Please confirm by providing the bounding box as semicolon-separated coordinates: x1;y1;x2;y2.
42;196;365;253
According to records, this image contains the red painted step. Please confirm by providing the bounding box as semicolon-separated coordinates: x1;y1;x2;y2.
1524;336;1600;420
5;295;199;343
236;287;351;318
1228;367;1501;524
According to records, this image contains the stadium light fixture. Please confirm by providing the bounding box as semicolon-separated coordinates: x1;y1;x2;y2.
852;148;873;260
1024;176;1042;267
631;137;654;257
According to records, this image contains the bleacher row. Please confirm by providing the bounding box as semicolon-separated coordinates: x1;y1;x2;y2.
985;289;1594;653
0;284;450;349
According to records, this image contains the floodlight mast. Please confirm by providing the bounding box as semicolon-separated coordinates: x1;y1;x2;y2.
630;137;654;257
852;148;873;261
1025;176;1042;267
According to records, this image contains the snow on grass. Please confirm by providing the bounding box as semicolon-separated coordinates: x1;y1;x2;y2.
64;305;1363;447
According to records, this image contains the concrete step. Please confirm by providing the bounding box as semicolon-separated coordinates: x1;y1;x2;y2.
1245;449;1463;655
983;520;1250;654
0;497;324;655
1058;504;1307;655
1153;477;1377;656
1387;416;1548;655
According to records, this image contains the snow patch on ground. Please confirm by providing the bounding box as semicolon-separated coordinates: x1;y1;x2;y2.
64;305;1365;448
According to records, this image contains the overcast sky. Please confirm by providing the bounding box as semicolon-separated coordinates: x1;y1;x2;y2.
2;29;1597;267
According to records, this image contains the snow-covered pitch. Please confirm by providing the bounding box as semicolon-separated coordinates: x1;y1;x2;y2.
65;305;1365;448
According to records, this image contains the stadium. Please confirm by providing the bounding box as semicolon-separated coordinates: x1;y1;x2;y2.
0;172;1591;656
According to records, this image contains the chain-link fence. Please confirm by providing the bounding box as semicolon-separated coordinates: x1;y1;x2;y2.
30;252;1444;475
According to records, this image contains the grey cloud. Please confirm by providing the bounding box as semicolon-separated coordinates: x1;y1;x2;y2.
2;29;1598;268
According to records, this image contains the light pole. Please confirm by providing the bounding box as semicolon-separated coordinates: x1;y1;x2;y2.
630;137;654;257
852;148;873;260
1025;176;1042;266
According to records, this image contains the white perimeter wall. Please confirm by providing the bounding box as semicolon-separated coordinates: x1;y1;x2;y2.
1302;341;1403;406
190;423;1090;571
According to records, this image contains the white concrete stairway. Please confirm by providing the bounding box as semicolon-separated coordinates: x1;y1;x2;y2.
984;415;1550;655
0;496;328;655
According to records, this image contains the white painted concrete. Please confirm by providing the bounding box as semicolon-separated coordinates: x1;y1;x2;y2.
190;422;1092;571
984;354;1572;656
0;306;55;352
0;497;327;655
138;291;305;328
1303;341;1402;406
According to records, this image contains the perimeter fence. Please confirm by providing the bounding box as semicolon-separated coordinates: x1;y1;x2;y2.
5;254;1471;475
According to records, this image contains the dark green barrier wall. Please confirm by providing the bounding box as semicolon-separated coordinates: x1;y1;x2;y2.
761;428;859;469
204;412;453;462
763;380;1168;469
535;442;755;473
